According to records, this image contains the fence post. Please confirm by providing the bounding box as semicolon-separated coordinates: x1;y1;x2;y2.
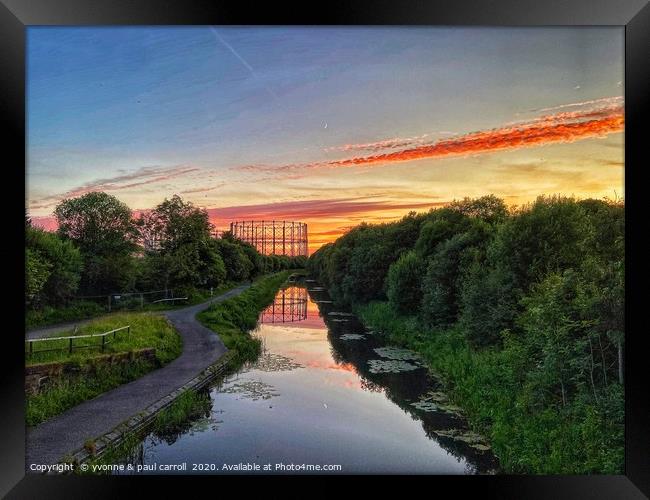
128;325;131;339
69;337;73;353
140;293;144;309
29;341;33;356
101;335;106;352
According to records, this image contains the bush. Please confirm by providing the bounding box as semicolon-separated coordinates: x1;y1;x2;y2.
386;251;424;313
26;226;83;307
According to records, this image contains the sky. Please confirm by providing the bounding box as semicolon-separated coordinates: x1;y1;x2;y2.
26;27;624;253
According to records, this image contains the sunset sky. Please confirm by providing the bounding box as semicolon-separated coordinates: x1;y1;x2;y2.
26;27;624;253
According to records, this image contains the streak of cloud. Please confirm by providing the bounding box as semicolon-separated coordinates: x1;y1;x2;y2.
206;197;445;223
526;96;623;114
180;182;227;194
236;99;624;176
324;133;432;153
210;27;279;102
29;165;200;210
328;109;622;169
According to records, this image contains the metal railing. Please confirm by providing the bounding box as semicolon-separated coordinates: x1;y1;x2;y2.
26;325;131;356
151;297;188;304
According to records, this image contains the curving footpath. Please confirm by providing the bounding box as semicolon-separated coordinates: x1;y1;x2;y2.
26;318;95;341
25;283;251;468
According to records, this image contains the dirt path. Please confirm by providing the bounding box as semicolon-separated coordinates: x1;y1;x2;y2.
25;283;251;467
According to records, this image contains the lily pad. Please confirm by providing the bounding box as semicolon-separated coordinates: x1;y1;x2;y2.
220;380;280;401
252;353;304;372
368;359;421;374
411;401;440;412
340;333;366;341
434;428;490;448
419;390;449;403
373;346;423;362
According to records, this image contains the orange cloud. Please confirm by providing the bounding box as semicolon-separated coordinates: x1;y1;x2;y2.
328;107;623;169
236;99;624;176
206;198;443;223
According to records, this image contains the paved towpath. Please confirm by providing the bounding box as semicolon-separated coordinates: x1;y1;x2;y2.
26;283;251;467
26;318;96;340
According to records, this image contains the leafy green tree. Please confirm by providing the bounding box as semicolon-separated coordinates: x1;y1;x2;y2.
25;226;83;306
138;195;212;252
460;196;592;346
25;249;52;306
138;196;227;291
448;194;508;224
54;192;138;293
421;224;490;328
386;251;424;313
55;192;138;255
214;239;254;282
414;208;471;257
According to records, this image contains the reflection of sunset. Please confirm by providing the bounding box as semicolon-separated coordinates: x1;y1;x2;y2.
260;286;308;324
304;360;357;374
259;286;329;327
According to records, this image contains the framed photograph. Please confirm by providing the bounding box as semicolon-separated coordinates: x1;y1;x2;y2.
2;0;648;497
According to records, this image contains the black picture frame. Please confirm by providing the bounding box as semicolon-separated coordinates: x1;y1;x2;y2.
1;1;648;497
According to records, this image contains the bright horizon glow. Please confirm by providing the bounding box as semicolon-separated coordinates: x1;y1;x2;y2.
26;27;624;254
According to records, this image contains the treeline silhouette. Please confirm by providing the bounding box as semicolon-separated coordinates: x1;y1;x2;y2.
308;194;624;473
26;192;306;312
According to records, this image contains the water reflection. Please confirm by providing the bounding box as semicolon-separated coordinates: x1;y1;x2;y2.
260;286;308;323
125;283;499;474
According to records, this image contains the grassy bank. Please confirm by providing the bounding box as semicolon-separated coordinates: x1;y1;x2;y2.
198;271;290;368
27;360;161;427
26;312;181;365
76;389;211;473
26;312;182;426
357;301;624;474
26;282;244;330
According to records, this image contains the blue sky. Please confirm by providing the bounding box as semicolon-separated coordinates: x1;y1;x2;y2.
27;27;624;250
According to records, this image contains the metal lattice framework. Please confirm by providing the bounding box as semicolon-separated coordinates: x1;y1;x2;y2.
260;287;308;323
229;220;308;257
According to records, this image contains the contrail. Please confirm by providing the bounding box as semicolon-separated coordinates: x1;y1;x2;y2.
210;27;279;102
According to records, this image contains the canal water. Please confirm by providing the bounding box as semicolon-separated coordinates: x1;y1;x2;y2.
122;282;499;474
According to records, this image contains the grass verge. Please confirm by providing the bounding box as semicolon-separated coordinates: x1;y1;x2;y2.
26;282;244;330
197;271;290;368
27;359;159;427
357;300;624;474
26;313;182;426
26;312;181;365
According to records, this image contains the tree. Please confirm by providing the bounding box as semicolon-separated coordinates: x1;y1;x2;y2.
421;224;490;328
54;192;138;294
214;239;253;282
138;195;227;291
138;195;212;252
26;249;52;306
414;208;471;257
55;191;138;256
25;226;82;306
386;251;424;313
448;195;508;224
